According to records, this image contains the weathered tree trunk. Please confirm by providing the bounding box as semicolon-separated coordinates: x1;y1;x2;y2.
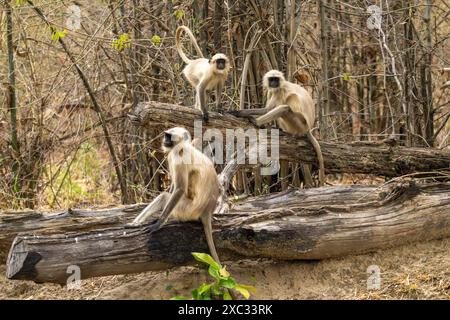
128;102;450;176
0;205;145;261
6;182;450;284
5;2;21;204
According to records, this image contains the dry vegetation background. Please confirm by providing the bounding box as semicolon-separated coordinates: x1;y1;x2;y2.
0;0;448;210
0;0;449;300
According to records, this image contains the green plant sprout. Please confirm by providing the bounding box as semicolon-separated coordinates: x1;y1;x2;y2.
151;35;161;47
112;33;131;51
51;28;67;42
171;252;256;300
174;9;184;20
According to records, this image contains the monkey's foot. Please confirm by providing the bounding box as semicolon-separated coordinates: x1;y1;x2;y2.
147;219;161;233
248;116;259;127
226;111;258;126
202;112;209;123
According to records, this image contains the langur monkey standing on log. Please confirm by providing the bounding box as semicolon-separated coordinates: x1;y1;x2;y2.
129;127;222;263
231;70;325;187
176;26;230;122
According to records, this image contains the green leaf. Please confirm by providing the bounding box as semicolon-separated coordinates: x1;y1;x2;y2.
201;292;212;300
234;285;250;299
223;290;233;300
342;73;351;81
174;9;184;20
112;33;131;51
198;283;212;295
219;278;236;289
191;288;199;300
208;265;220;279
236;284;256;294
219;266;230;278
212;283;222;296
170;296;188;300
192;252;221;270
51;28;68;42
15;0;27;7
151;35;161;47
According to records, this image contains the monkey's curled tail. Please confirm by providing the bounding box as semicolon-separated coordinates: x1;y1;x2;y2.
175;26;204;64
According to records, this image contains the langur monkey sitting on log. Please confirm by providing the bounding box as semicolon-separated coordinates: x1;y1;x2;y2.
129;127;222;263
231;70;325;187
176;26;230;123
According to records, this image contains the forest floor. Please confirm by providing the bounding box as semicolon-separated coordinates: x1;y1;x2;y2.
1;237;449;300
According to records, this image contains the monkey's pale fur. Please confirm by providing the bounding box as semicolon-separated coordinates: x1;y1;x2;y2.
131;127;221;263
260;70;325;186
163;128;220;222
263;70;315;134
175;26;230;120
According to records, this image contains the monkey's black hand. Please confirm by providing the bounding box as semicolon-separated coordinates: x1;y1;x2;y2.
227;110;241;117
147;219;161;233
248;116;259;127
202;112;209;123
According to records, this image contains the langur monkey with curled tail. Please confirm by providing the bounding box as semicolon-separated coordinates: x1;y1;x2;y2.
231;70;325;187
129;127;222;264
176;26;230;123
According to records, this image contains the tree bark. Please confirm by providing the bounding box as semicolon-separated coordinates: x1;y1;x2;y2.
5;2;20;202
318;0;330;137
128;102;450;176
6;182;450;284
0;205;144;262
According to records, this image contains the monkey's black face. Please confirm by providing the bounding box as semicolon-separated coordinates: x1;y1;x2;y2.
268;77;280;88
163;132;174;148
215;59;226;70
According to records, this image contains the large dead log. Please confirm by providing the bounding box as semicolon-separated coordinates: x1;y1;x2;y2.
6;182;450;284
0;205;145;261
128;101;450;176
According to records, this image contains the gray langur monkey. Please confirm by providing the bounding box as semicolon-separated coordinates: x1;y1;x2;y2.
230;70;325;187
129;127;222;263
176;26;230;123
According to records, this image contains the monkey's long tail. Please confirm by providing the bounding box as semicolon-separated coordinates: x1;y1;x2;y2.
201;215;221;264
175;26;204;64
201;216;239;300
307;128;325;186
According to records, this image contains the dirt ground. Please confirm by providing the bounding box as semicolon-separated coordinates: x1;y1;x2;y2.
1;237;449;300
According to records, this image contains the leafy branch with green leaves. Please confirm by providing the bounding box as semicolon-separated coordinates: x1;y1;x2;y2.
171;252;256;300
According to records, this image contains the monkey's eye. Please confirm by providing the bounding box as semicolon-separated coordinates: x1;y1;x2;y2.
164;132;172;140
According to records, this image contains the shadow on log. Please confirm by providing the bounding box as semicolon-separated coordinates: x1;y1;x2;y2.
6;182;450;284
128;102;450;177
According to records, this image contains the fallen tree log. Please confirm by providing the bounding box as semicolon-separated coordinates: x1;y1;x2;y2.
128;101;450;177
0;204;145;262
6;181;450;284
